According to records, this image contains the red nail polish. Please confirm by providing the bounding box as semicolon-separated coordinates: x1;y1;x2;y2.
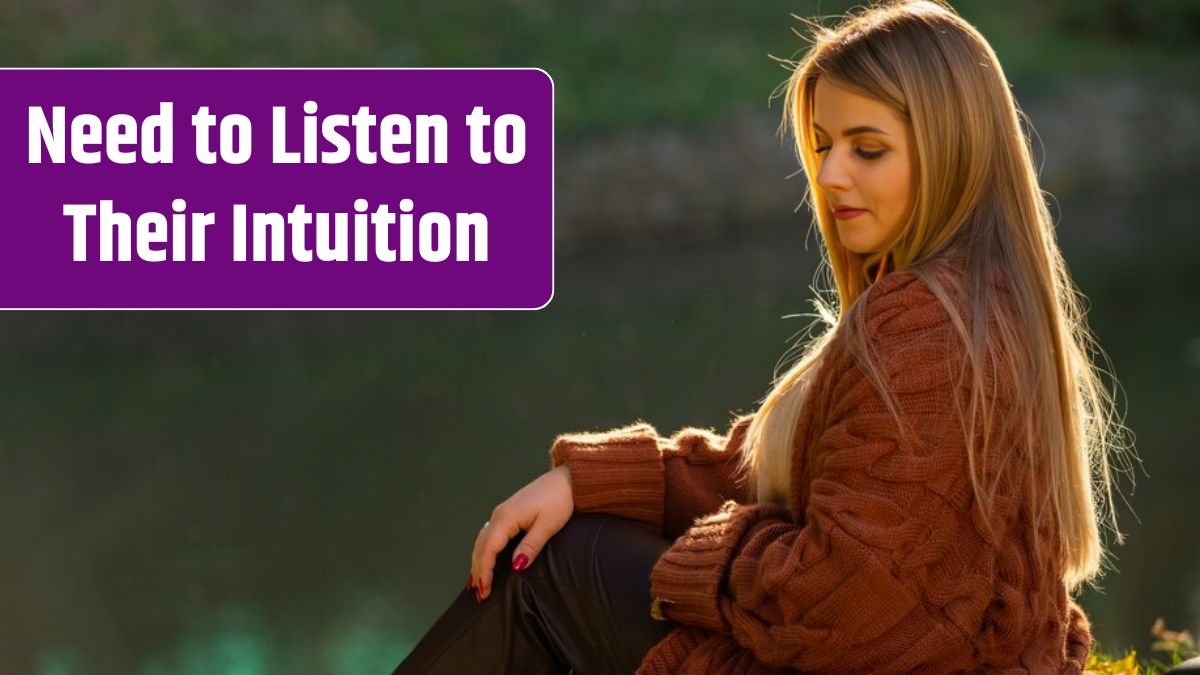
467;575;474;590
512;554;529;572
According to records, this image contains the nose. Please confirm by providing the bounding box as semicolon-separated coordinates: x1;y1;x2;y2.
816;147;852;194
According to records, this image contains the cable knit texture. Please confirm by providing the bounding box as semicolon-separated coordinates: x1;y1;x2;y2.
549;263;1093;674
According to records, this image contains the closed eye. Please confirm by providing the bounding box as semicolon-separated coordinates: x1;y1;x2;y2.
814;145;886;160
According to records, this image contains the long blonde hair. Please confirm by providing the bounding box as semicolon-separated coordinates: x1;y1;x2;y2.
741;0;1133;591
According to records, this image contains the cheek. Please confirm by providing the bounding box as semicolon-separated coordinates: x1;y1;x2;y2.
874;160;913;232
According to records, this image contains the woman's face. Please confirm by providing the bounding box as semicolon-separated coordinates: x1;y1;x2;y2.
811;77;916;255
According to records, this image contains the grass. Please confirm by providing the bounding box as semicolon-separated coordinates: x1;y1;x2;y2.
1089;619;1198;674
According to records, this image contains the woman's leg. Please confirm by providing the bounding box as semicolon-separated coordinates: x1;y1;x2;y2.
393;512;678;675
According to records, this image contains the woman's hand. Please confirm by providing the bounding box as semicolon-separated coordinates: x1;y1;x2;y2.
469;464;574;602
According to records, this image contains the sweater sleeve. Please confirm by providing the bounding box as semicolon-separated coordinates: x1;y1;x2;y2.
549;414;753;538
648;273;1018;673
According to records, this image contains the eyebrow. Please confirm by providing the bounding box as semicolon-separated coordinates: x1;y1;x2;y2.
812;123;890;137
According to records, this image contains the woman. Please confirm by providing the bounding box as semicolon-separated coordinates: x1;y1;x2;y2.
394;1;1136;672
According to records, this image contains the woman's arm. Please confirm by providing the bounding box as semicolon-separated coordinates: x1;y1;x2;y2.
549;414;753;539
469;417;750;604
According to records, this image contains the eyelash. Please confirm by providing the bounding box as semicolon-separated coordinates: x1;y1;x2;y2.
814;145;886;160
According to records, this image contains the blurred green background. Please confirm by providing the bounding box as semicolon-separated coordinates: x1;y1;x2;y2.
1;1;1198;673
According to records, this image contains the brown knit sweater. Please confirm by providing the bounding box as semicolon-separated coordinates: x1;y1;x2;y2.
549;265;1094;674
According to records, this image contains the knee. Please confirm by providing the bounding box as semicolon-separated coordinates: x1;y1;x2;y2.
517;512;669;583
543;513;612;557
513;512;612;582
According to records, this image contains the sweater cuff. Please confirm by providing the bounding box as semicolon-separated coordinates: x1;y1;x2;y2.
649;501;790;633
549;423;666;534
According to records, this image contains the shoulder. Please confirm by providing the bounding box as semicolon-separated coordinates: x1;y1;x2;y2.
834;258;1009;400
857;257;1011;340
814;268;958;422
853;262;966;359
847;258;1022;408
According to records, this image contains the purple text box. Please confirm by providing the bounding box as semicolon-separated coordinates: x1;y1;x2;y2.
0;68;554;309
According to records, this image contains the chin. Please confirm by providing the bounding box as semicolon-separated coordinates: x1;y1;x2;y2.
835;231;881;255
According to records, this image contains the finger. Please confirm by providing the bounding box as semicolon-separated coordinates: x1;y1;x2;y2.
510;516;553;573
476;517;521;599
470;520;490;590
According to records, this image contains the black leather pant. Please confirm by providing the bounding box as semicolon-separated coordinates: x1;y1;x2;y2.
392;513;678;675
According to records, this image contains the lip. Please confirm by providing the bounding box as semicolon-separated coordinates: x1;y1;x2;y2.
833;207;867;220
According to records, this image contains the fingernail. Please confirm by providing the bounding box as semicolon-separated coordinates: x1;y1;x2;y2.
467;575;474;590
475;587;483;605
512;554;529;572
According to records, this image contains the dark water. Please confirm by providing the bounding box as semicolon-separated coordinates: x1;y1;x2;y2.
1;189;1196;674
